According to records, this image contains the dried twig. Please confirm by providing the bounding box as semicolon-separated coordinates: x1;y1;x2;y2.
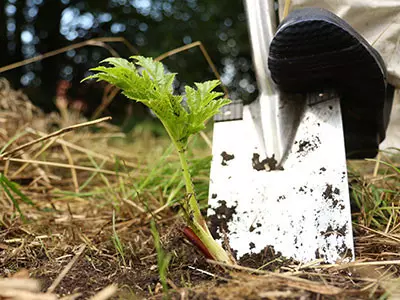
46;244;87;293
0;37;138;74
25;127;139;169
61;143;79;193
4;157;129;177
0;117;111;159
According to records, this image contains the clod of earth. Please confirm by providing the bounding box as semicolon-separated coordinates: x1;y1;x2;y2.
209;200;237;240
322;184;334;200
338;242;353;260
320;223;347;238
251;153;283;171
322;184;343;208
221;151;235;166
249;242;255;250
239;246;296;269
295;136;321;157
249;222;262;233
315;248;325;259
277;195;286;202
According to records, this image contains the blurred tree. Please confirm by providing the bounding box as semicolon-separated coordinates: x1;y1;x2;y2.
0;0;256;123
0;1;6;68
34;0;66;110
4;0;25;87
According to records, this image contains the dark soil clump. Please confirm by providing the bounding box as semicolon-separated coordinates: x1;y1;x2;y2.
239;246;296;271
252;153;283;171
208;200;237;240
221;151;235;166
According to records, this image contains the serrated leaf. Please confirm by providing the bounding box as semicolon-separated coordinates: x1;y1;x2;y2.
83;56;231;149
185;81;231;134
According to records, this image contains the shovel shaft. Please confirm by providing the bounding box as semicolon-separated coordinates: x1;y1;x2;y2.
244;0;299;164
244;0;277;96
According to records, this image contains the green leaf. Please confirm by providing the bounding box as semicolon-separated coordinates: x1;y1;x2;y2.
83;55;231;149
0;174;26;220
185;80;231;134
1;174;34;206
133;56;176;94
150;219;171;297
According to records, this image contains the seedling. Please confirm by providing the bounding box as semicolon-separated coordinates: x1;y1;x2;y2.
0;173;34;221
83;56;235;264
112;209;126;267
150;219;172;297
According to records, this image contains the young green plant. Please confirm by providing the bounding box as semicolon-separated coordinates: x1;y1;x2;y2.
150;219;172;297
83;56;235;264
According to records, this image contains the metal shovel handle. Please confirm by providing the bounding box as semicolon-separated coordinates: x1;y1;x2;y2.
244;0;299;164
244;0;278;97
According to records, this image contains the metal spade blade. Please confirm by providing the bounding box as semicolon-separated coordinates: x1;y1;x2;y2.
207;0;354;263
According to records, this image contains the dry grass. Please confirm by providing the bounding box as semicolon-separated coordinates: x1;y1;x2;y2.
0;80;399;299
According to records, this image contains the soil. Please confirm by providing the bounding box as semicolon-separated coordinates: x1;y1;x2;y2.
322;183;343;209
208;200;237;240
295;135;321;158
220;151;234;166
239;246;296;270
251;153;283;171
0;217;227;299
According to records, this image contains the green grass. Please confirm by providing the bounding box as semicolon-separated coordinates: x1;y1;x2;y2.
0;173;34;221
349;151;400;230
150;219;172;298
112;209;127;267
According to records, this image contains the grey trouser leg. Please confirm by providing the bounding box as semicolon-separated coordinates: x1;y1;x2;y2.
278;0;400;151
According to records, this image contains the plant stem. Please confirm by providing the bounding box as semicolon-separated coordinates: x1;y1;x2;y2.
159;121;204;225
191;221;235;264
161;121;235;265
177;147;204;226
177;145;235;264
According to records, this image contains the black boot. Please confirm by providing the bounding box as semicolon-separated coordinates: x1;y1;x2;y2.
268;7;393;158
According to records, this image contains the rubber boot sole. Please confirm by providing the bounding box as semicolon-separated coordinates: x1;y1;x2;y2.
268;7;390;158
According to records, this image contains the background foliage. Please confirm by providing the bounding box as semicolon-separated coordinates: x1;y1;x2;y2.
0;0;256;124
